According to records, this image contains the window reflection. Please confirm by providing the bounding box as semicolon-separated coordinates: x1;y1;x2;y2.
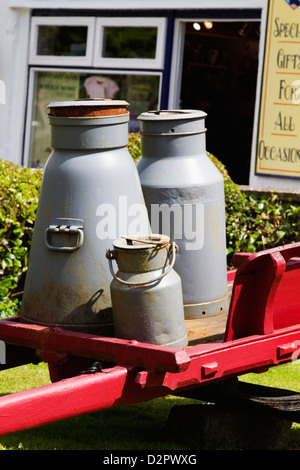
102;27;157;59
37;26;88;56
29;71;160;168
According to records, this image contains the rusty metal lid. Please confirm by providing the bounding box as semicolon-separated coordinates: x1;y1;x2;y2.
47;99;129;118
113;234;170;250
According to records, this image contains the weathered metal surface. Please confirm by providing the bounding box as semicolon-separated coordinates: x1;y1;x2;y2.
48;99;129;118
107;235;187;348
20;100;150;334
137;110;229;319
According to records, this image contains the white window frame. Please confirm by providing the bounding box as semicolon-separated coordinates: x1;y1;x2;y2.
93;17;167;69
24;67;163;166
29;17;96;66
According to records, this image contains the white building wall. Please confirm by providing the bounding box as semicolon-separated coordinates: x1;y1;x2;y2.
0;2;30;164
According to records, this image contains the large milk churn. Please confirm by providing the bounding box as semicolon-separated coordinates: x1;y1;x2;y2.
20;99;150;334
137;110;229;319
106;234;187;348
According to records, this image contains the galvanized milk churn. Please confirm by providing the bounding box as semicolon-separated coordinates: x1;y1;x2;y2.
20;100;150;334
137;110;229;319
106;234;188;348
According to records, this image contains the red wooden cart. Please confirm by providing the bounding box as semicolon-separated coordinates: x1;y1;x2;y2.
0;242;299;437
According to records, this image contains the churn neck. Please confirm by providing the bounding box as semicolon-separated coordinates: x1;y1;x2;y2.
138;110;207;158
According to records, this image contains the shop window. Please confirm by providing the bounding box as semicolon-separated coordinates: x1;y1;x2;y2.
94;18;166;69
25;69;161;168
29;17;95;65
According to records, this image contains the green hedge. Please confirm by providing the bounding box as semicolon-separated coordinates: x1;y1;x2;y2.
0;134;299;317
0;159;42;317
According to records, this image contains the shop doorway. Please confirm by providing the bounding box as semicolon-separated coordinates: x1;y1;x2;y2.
180;21;260;184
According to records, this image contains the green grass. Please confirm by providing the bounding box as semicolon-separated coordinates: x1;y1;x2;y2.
0;361;299;450
239;359;300;393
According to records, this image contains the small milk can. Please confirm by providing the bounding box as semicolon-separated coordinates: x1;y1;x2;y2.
106;234;188;348
137;110;229;319
20;100;150;334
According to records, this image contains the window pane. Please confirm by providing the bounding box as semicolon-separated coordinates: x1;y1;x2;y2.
102;27;157;59
37;26;88;56
28;71;160;168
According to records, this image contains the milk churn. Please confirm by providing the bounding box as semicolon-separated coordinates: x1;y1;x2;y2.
20;99;150;334
137;110;229;319
106;234;188;348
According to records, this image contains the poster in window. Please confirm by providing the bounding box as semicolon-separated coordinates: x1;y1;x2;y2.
30;72;79;167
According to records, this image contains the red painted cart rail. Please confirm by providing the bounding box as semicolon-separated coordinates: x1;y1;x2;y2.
0;243;299;436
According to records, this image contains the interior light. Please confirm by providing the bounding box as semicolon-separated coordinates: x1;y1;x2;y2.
204;21;213;29
193;22;201;31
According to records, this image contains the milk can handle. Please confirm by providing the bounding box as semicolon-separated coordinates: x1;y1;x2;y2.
106;242;177;286
45;225;84;252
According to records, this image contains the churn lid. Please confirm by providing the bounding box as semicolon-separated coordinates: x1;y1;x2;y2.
138;109;207;135
113;234;170;250
47;99;129;118
138;109;207;121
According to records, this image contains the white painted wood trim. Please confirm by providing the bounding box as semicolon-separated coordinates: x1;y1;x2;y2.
6;8;31;165
93;17;167;70
10;0;267;11
29;16;96;66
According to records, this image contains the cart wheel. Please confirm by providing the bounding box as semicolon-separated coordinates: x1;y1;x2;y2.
168;379;299;449
167;401;292;450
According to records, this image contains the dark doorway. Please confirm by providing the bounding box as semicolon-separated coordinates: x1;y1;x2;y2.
180;21;260;184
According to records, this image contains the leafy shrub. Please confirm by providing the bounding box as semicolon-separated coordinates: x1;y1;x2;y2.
128;132;142;163
226;190;300;265
0;136;299;316
0;159;42;317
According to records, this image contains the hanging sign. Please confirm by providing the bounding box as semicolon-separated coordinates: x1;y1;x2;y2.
255;0;300;178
